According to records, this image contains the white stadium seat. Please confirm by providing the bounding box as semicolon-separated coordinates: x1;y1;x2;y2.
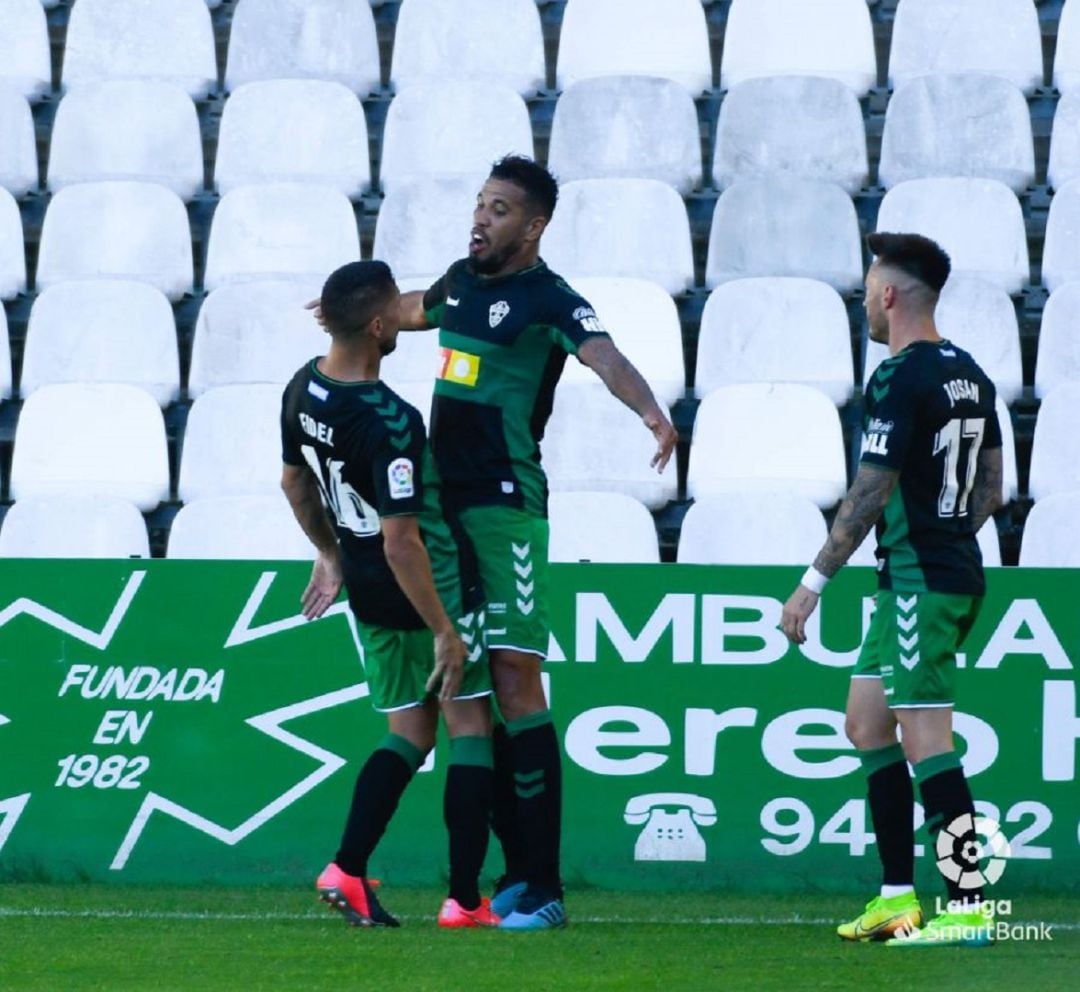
875;178;1029;295
0;496;149;558
705;178;863;294
879;75;1035;193
541;178;694;295
677;492;827;565
548;76;702;195
1019;493;1080;566
1048;91;1080;191
0;189;27;299
558;277;685;407
379;82;533;195
178;384;285;502
36;181;193;300
0;305;11;400
712;76;868;195
688;383;848;508
1029;383;1080;502
390;0;545;97
48;81;203;200
0;0;51;100
225;0;380;95
695;277;854;406
372;177;475;282
203;183;360;292
214;80;370;199
557;0;712;94
21;280;179;406
189;278;327;397
721;0;876;95
10;383;169;510
862;277;1023;406
167;495;314;560
1055;0;1080;95
1035;283;1080;399
542;381;677;510
889;0;1043;94
0;90;37;196
62;0;217;99
1041;179;1080;294
548;491;660;564
378;276;441;386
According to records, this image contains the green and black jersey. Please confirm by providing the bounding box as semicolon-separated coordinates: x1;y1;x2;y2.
281;361;480;630
861;340;1002;596
422;258;610;517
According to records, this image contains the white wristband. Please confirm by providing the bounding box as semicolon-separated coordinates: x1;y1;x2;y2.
800;566;829;595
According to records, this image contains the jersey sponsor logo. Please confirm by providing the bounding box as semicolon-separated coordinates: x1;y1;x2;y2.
489;300;510;328
573;305;606;335
307;381;329;401
867;418;894;435
446;296;461;307
863;431;890;457
387;457;415;500
437;347;480;387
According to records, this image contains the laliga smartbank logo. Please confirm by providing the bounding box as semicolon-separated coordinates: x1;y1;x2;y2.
894;815;1054;943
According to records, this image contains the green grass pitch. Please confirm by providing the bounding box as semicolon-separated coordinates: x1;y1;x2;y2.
0;885;1076;992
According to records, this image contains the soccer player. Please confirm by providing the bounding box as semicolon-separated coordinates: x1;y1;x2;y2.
281;261;499;929
398;155;678;929
781;233;1004;947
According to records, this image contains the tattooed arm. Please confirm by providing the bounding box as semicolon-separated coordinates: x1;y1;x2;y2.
969;446;1004;535
781;463;899;645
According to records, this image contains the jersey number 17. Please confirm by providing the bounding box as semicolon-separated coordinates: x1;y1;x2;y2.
933;417;986;518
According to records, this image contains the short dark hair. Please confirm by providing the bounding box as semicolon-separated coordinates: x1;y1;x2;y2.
489;154;559;220
320;261;396;337
866;232;951;293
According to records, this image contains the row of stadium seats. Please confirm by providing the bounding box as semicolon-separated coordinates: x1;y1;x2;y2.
7;374;1078;514
6;482;1080;567
2;170;1076;299
5;272;1080;412
9;69;1080;200
4;0;1076;101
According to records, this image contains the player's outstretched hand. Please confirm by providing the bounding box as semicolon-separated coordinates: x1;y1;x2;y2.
645;410;678;473
301;550;343;620
781;585;820;645
427;629;467;702
304;298;327;328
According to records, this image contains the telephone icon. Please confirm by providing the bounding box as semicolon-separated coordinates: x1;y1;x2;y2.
623;793;717;862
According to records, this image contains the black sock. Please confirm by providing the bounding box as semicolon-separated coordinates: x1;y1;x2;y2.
490;722;529;881
916;752;984;905
335;735;423;877
444;736;494;910
860;743;914;886
506;711;562;898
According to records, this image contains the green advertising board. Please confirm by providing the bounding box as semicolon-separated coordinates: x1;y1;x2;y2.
0;562;1076;893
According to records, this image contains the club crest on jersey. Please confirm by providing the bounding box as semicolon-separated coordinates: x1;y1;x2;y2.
489;300;510;328
387;457;414;500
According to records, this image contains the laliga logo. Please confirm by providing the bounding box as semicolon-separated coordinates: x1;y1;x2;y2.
935;813;1011;889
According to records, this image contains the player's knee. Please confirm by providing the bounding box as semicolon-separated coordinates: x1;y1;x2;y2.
491;653;545;721
845;714;891;751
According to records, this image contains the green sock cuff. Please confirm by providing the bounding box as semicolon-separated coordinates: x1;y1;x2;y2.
449;735;494;769
914;751;962;784
380;733;425;773
505;710;553;737
859;743;907;777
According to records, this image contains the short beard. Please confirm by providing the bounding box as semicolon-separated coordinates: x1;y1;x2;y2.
378;338;397;357
468;246;514;275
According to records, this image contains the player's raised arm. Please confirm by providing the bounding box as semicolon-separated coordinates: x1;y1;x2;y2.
280;463;344;620
576;335;678;473
781;463;899;645
305;289;432;331
381;515;467;701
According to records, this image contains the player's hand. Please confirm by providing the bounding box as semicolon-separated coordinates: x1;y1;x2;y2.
781;585;820;645
304;298;327;329
645;410;678;472
301;550;343;619
427;629;467;702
